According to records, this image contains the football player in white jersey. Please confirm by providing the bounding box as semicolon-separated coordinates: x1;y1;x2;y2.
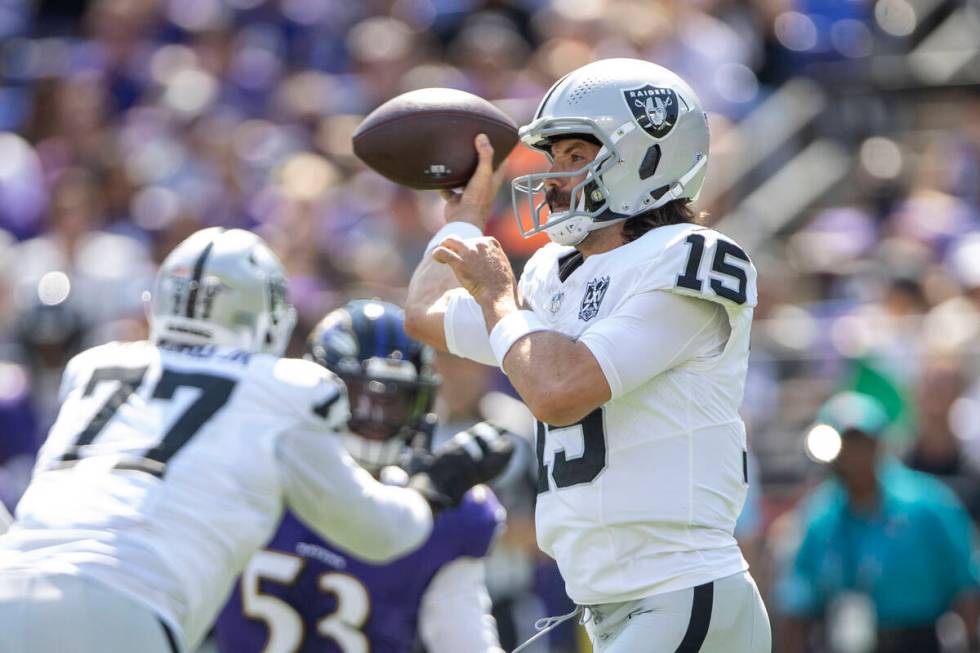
405;58;771;652
0;227;512;653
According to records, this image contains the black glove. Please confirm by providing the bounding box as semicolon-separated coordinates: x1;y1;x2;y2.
409;421;515;514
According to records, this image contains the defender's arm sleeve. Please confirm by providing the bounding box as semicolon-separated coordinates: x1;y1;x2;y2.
443;288;498;367
275;429;433;562
577;290;729;399
418;557;504;653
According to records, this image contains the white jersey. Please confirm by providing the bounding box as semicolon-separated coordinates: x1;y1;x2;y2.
522;224;756;604
0;340;432;649
444;223;757;605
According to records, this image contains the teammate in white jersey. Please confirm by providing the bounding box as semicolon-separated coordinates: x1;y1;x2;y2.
405;58;771;652
0;228;512;653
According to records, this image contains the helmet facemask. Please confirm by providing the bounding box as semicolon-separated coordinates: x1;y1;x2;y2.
306;300;440;473
254;275;296;356
511;117;623;246
338;359;438;472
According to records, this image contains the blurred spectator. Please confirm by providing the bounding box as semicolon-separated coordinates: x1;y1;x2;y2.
906;356;980;521
776;393;980;653
0;361;38;513
10;168;153;328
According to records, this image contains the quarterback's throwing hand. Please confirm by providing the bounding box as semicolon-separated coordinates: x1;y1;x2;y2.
432;236;517;307
440;133;506;229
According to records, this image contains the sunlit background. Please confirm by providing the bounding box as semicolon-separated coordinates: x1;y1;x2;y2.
1;0;979;651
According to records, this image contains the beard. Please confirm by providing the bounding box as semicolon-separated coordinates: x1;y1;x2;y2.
546;186;572;212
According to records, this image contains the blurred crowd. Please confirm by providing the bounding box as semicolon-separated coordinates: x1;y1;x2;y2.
1;0;979;651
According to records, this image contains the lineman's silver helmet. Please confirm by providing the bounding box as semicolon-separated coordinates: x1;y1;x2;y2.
512;58;709;246
148;228;296;355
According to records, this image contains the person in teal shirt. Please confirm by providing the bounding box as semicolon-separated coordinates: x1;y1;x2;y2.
776;392;980;653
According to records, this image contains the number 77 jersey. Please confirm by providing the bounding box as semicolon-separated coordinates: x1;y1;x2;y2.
518;223;757;606
2;340;349;649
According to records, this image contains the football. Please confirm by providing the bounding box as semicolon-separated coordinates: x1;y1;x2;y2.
352;88;519;190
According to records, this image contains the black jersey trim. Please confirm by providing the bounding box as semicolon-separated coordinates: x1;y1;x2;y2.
557;251;585;283
159;618;180;653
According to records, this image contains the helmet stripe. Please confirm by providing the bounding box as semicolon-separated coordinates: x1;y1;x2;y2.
185;230;223;318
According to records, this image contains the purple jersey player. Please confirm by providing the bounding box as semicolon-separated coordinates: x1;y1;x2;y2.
215;483;504;653
214;301;506;653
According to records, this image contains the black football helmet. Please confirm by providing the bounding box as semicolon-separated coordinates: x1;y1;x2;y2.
306;300;439;470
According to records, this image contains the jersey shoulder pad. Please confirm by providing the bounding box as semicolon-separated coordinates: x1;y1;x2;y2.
59;341;150;399
254;356;349;428
633;225;757;309
68;340;148;370
437;485;506;560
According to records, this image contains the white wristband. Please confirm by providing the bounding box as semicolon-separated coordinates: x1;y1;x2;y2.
490;310;548;366
425;222;483;255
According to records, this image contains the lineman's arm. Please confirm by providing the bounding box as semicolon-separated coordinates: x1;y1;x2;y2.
405;134;504;352
418;557;504;653
276;429;433;562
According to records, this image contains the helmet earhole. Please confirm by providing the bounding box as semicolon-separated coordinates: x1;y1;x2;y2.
639;145;662;181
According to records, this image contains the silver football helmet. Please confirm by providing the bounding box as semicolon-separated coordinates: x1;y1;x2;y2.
511;58;709;246
148;228;296;355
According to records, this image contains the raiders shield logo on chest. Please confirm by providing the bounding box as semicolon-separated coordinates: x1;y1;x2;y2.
579;277;610;321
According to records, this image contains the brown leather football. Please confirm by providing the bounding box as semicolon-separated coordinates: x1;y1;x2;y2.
352;88;519;190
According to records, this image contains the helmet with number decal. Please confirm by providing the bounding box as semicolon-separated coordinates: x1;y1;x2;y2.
511;58;709;246
306;300;440;471
149;228;296;356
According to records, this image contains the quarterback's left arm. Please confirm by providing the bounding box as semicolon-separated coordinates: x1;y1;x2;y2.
418;557;504;653
405;134;505;353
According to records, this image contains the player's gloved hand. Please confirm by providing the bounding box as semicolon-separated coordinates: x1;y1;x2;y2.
409;421;514;514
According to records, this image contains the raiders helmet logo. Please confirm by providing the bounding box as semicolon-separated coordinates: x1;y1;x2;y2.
623;85;679;139
579;277;610;321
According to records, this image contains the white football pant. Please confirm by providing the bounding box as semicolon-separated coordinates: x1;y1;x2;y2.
0;571;182;653
584;571;771;653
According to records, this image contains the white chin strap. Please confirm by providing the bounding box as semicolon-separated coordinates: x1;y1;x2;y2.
544;188;609;246
545;212;628;247
544;214;591;246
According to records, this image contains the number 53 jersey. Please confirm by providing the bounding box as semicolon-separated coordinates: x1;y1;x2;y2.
519;223;758;606
213;486;504;653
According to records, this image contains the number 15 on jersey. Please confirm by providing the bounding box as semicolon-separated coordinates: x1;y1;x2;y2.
536;407;608;494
